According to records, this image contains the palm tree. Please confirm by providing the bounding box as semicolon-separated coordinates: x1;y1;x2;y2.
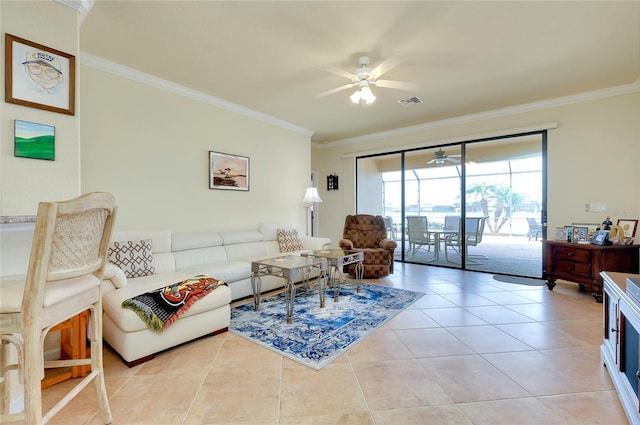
466;182;496;232
491;184;525;233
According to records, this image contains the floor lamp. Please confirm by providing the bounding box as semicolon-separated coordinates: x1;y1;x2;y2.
302;187;322;236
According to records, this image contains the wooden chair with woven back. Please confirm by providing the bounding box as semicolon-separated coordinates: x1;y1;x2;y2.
0;192;116;424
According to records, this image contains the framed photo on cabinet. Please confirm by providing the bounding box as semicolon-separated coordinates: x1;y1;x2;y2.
617;219;638;239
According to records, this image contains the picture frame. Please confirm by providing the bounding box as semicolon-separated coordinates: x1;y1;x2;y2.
572;226;589;244
617;219;638;238
564;225;573;242
5;33;75;115
14;120;55;160
591;230;609;246
572;222;599;241
327;174;339;191
555;227;567;241
209;151;249;191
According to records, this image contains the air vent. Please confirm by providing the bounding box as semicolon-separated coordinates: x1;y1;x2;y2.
398;96;423;107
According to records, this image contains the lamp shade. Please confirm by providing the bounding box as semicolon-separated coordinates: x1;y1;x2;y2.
302;187;322;204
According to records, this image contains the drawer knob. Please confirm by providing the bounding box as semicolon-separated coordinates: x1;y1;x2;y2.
568;265;575;271
567;252;575;256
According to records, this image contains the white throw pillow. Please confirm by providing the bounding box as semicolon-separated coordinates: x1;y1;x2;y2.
277;229;304;252
108;239;156;278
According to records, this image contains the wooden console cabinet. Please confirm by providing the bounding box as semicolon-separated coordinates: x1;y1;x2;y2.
543;241;639;302
601;271;640;425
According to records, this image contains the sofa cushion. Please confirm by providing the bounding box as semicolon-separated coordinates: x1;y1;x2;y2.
108;239;156;278
171;231;223;252
102;271;231;333
112;230;172;254
277;228;304;252
178;260;250;283
258;222;295;241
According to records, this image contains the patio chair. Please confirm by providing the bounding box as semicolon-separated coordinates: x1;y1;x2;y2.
444;216;489;264
0;192;116;424
339;214;397;277
384;216;396;240
406;216;436;256
527;217;542;241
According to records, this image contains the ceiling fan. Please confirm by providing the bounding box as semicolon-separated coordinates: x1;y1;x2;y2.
315;54;419;105
428;148;461;167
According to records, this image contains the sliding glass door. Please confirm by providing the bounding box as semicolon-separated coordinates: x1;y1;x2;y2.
355;132;546;278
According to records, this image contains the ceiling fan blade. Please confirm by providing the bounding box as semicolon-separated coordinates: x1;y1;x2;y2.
447;158;461;163
319;64;357;81
427;159;436;164
374;79;419;91
315;83;357;98
370;54;405;79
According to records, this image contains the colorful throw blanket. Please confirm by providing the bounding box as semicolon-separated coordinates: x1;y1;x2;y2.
122;275;224;332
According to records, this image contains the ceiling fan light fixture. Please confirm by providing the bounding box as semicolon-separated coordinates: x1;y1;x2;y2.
360;85;376;104
350;81;376;105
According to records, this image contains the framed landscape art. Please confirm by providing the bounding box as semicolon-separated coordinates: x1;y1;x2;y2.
14;120;55;160
5;34;75;115
209;151;249;191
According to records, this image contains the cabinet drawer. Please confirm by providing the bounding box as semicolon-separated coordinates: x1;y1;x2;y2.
554;259;593;278
553;246;592;263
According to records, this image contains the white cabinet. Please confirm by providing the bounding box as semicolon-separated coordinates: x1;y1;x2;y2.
602;271;640;425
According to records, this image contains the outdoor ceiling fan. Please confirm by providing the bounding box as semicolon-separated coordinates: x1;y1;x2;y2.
428;148;461;167
315;54;419;105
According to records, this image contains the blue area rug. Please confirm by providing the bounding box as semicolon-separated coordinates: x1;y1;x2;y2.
230;283;424;370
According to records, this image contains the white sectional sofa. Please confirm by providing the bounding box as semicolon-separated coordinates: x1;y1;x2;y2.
101;223;330;365
0;221;330;366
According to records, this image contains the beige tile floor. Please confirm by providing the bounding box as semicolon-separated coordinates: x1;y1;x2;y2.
37;263;629;425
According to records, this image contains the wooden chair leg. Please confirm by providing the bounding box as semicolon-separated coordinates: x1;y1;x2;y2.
0;340;10;415
23;328;44;424
90;302;112;424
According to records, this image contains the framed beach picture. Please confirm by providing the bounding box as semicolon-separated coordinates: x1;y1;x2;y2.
572;226;589;244
209;151;249;191
617;219;638;239
572;223;599;240
5;34;75;115
14;120;55;160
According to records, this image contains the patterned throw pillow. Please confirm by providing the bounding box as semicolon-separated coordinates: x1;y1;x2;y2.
108;239;156;278
277;229;304;252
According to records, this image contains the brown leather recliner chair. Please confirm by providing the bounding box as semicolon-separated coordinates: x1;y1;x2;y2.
338;214;397;277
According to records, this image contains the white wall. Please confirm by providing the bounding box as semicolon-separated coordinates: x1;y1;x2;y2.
312;91;640;246
0;1;81;216
80;65;312;232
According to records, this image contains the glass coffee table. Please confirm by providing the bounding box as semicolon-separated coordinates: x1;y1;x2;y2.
251;255;328;323
302;249;364;302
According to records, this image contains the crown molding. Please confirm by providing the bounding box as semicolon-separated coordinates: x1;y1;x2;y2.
54;0;93;22
318;77;640;149
80;53;314;138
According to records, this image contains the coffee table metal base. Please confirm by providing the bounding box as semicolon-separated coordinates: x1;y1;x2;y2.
302;250;364;302
251;256;327;323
